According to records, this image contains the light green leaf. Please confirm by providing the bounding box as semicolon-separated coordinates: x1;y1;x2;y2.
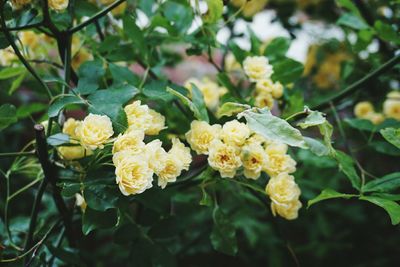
271;58;304;85
203;0;223;24
167;86;209;122
380;128;400;149
47;133;70;146
217;102;250;118
0;66;26;80
359;196;400;225
363;173;400;193
240;108;307;148
335;150;361;190
304;137;329;156
337;13;369;30
374;21;400;45
210;207;238;256
297;110;326;129
16;103;47;119
48;95;86;117
8;71;26;95
264;37;291;61
0;104;17;130
308;188;357;208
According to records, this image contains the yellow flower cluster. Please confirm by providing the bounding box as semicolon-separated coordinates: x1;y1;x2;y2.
184;78;227;111
230;0;268;17
266;173;302;220
243;56;273;82
354;91;400;124
48;0;69;11
58;118;93;160
113;101;191;195
254;79;284;109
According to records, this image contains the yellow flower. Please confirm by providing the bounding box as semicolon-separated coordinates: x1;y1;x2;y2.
71;48;92;70
11;0;31;9
271;82;283;99
366;112;385;125
75;193;87;212
266;173;301;203
115;154;153;196
230;0;268;17
169;138;192;170
20;31;39;49
221;120;250;147
383;92;400;120
58;145;91;160
63;118;81;141
241;143;269;179
255;79;274;94
185;78;220;110
124;100;153;132
0;49;16;66
144;139;168;174
243;56;273;82
354;101;374;119
208;140;242;178
112;130;145;154
271;200;302;220
246;133;271;147
224;53;241;72
145;109;166;135
157;154;184;189
111;2;127;16
48;0;69;11
185;120;221;155
254;91;275;109
264;143;296;177
76;113;114;150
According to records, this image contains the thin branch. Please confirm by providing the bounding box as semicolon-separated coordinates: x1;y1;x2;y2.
95;20;105;41
69;0;127;33
0;151;35;158
0;21;43;31
28;59;63;69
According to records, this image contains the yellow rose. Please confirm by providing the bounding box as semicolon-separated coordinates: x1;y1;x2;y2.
48;0;69;11
63;118;81;141
124;100;153;132
145;109;166;135
246;133;271;146
254;91;274;109
224;53;242;72
77;113;114;150
0;49;16;66
157;154;185;189
112;130;145;154
243;56;273;82
241;143;269;179
11;0;31;9
144;139;168;174
115;154;153;195
221;120;250;147
271;200;302;220
208;140;242;178
185;120;221;155
255;79;274;94
264;143;296;177
58;145;91;160
266;173;301;203
185;78;220;110
169;138;192;170
71;48;93;70
20;31;39;49
354;101;374;119
383;92;400;120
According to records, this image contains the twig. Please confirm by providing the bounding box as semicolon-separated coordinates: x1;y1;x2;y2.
0;21;43;31
0;151;35;158
95;20;105;41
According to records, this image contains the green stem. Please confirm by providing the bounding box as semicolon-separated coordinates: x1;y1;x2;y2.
230;178;267;195
8;177;43;201
69;0;127;33
0;21;43;31
0;151;35;158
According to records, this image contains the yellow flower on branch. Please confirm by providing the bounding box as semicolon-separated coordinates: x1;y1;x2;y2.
185;120;222;155
383;91;400;120
76;113;114;150
243;56;273;82
112;129;145;154
208;140;242;178
221;120;251;147
241;143;269;180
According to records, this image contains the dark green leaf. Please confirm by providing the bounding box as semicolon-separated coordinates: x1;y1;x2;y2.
48;95;85;117
264;37;291;61
363;173;400;193
210;207;238;256
16;103;47;119
84;185;120;211
76;60;106;95
370;141;400;156
308;188;357;208
374;21;400;44
82;207;118;235
0;104;17;130
142;80;173;101
271;58;304;85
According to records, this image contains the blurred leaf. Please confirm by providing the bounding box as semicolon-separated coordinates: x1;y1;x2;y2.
370;141;400;156
228;41;247;64
217;102;250;118
162;1;193;33
0;104;17;130
47;133;70;146
82;207;118;235
203;0;223;24
142;80;173;101
337;13;369;30
359;196;400;225
271;58;304;85
46;245;81;265
380;128;400;149
308;189;357;208
84;185;120;211
363;173;400;193
123;14;147;55
304;137;329;156
217;72;240;98
210;207;238;256
76;60;106;95
297;110;326;129
8;71;26;95
335;150;361;190
240;108;307;148
345;118;376;131
48;95;85;117
0;32;10;49
0;66;26;80
167;86;209;122
264;37;291;61
374;21;400;44
336;0;362;17
16;103;47;119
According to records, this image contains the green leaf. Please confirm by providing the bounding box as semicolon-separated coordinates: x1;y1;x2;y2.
203;0;223;24
217;102;250;118
210;207;238;256
370;141;400;156
271;58;304;85
228;41;248;64
0;66;26;80
264;37;291;61
335;150;361;190
337;13;369;30
380;128;400;149
304;137;329;156
0;32;10;49
48;95;85;117
217;72;239;98
344;118;376;132
297;110;326;129
142;80;173;102
8;71;26;95
84;185;120;211
308;188;357;208
240;108;307;148
46;245;81;265
82;207;118;235
167;86;209;122
76;60;106;95
363;173;400;193
109;63;140;87
374;21;400;45
359;196;400;225
0;104;17;131
47;133;70;146
123;14;147;55
16;103;47;119
88;85;139;133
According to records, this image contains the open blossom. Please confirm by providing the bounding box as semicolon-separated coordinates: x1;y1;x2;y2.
271;200;302;220
264;143;296;177
383;91;400;120
76;114;114;150
145;109;166;135
169;138;192;170
124;100;153;132
221;120;250;147
112;130;145;154
58;118;92;160
208;140;242;178
185;120;221;155
354;101;374;119
48;0;69;11
241;143;269;179
243;56;273;82
157;155;184;189
115;154;153;196
63;118;81;140
144;139;168;174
